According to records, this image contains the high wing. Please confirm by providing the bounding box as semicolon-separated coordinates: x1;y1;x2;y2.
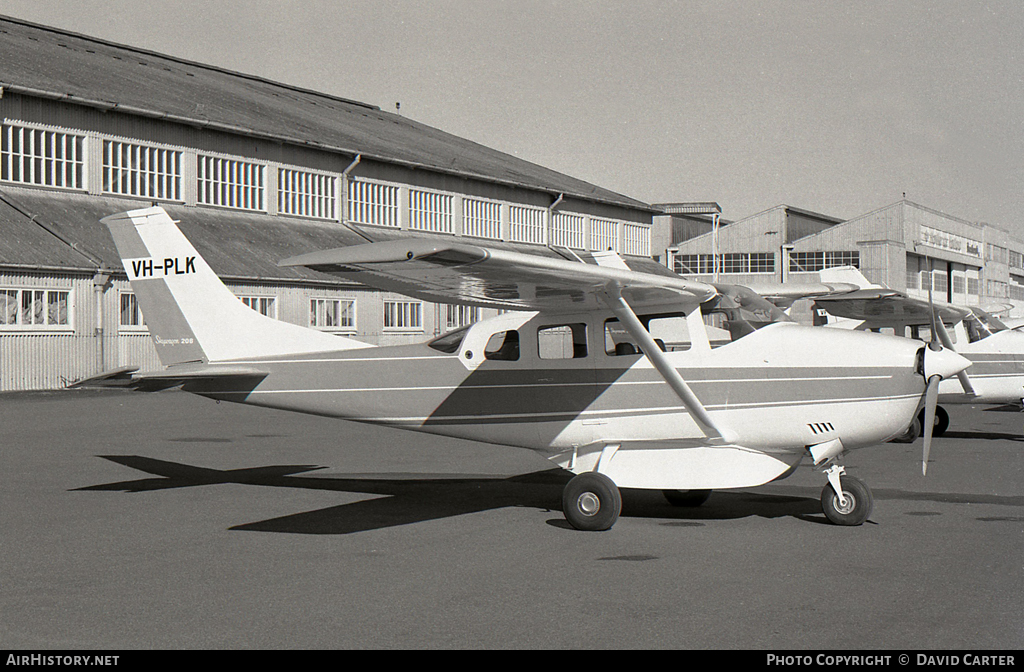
746;281;861;309
279;239;717;313
812;288;972;326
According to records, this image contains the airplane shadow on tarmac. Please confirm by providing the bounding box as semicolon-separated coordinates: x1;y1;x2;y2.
74;455;1024;535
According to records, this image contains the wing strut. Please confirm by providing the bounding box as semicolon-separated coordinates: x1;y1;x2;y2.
600;283;731;442
931;315;977;397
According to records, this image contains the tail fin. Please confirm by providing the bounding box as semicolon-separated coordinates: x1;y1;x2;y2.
818;265;879;289
102;206;371;366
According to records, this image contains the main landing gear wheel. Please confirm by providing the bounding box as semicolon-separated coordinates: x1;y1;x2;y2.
919;405;950;437
562;472;621;531
890;416;921;444
821;475;873;526
662;489;712;507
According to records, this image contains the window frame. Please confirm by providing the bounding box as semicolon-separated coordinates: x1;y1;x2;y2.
118;291;147;332
1;122;87;191
383;299;423;332
0;287;73;332
309;296;357;332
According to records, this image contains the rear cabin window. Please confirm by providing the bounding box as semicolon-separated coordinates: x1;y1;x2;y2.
605;313;690;355
538;323;587;359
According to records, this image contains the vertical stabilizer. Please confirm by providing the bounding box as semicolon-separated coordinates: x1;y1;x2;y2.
818;265;878;290
102;206;372;366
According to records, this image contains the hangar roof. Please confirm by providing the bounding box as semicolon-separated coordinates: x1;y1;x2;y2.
0;186;673;282
0;15;652;213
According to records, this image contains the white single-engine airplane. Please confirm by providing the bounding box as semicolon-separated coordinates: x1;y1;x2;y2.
803;267;1024;445
87;207;970;530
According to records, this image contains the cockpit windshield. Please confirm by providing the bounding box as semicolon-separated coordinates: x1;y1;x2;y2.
964;307;1008;343
703;284;794;341
427;325;470;353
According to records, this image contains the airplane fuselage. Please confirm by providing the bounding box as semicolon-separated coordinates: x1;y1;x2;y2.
184;314;929;465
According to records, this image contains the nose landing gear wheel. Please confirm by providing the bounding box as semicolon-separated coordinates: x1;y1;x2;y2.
562;472;621;531
821;475;873;525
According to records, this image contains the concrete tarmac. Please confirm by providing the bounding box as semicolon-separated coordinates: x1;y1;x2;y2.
1;389;1022;649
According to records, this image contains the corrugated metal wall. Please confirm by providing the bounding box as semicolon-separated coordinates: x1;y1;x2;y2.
0;272;96;391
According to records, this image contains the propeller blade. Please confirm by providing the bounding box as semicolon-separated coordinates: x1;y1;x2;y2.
922;375;940;475
930;302;978;397
927;282;941;351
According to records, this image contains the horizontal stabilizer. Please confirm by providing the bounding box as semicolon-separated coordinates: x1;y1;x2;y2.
72;364;267;393
70;366;141;389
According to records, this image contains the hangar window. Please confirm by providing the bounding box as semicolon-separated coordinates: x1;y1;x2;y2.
722;253;747;274
623;223;650;256
749;253;775;273
103;141;182;201
591;218;619;252
538;323;587;359
1;123;85;190
349;179;400;228
310;298;355;330
119;292;145;330
278;168;336;219
239;295;278;319
197;155;265;211
789;252;824;272
826;251;860;268
384;300;423;331
464;198;501;239
0;288;71;329
789;251;859;273
674;254;713;275
551;213;585;250
410;189;453;234
677;253;774;276
509;205;546;244
445;304;480;330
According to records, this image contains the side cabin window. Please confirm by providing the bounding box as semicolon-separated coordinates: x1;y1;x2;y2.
427;325;521;362
484;330;520;361
538;323;587;359
605;313;690;355
911;323;957;344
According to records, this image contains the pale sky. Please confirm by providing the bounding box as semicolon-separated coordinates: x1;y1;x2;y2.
2;0;1022;231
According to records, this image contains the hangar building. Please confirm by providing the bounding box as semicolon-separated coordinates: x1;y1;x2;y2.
657;200;1024;321
0;16;661;391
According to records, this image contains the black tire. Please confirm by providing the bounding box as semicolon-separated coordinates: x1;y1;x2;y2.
562;472;621;531
890;416;921;443
820;475;873;526
919;406;950;437
662;489;712;507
